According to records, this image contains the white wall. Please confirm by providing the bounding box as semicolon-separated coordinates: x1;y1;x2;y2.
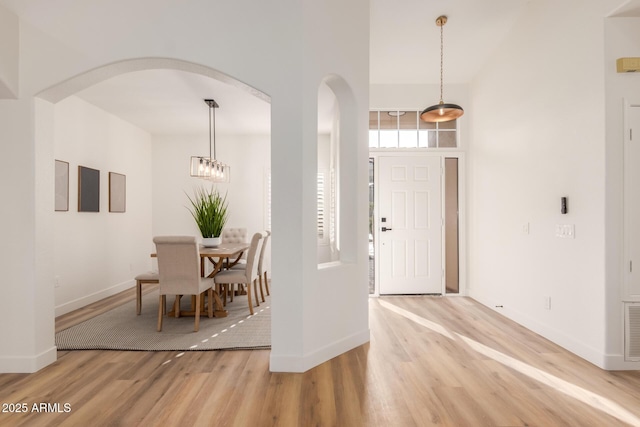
469;0;609;367
152;133;271;271
0;4;18;98
53;96;153;316
604;16;640;368
0;98;47;372
370;84;468;111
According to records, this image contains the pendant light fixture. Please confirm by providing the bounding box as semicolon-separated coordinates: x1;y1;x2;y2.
189;98;230;182
420;15;464;123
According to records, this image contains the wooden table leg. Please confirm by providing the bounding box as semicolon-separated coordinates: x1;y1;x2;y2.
205;256;228;317
211;290;228;318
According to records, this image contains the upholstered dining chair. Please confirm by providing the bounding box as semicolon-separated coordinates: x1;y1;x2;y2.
134;271;159;315
153;236;214;332
221;227;248;267
214;232;263;315
221;227;248;244
257;230;271;300
233;230;270;302
221;227;250;301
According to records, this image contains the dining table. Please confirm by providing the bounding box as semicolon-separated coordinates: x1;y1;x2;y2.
151;242;249;318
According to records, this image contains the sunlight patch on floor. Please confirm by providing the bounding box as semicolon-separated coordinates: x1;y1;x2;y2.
378;299;640;427
159;303;271;368
378;299;454;339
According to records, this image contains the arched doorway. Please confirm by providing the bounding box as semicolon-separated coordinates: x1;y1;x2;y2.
35;57;271;359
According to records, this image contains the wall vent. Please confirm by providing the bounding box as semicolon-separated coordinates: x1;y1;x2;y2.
625;303;640;361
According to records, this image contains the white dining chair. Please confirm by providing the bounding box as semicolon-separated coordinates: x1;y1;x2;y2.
221;227;247;265
153;236;214;332
257;230;270;300
232;230;270;302
134;271;159;315
214;232;263;315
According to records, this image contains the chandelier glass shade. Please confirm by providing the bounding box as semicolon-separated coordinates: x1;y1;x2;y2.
189;98;230;182
420;15;464;123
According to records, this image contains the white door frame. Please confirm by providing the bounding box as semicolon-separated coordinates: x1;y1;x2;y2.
369;150;466;297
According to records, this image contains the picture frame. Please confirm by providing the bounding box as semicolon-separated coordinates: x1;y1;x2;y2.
78;166;100;212
54;160;69;212
109;172;126;213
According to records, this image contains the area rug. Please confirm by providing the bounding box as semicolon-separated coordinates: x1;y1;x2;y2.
56;290;270;351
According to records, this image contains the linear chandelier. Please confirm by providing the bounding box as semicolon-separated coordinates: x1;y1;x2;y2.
189;98;230;182
420;15;464;123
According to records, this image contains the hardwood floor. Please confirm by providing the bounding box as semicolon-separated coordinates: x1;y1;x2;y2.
2;292;640;426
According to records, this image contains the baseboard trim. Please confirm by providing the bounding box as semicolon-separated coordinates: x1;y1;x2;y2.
469;289;605;369
55;280;135;317
0;346;57;374
603;354;640;370
269;328;370;373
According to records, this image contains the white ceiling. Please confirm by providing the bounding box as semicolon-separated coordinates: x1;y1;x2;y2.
370;0;529;84
17;0;640;135
75;69;272;136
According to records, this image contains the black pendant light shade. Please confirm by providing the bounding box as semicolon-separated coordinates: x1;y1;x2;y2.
420;102;464;123
421;15;464;123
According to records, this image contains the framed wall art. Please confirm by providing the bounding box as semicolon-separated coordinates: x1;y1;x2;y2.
78;166;100;212
109;172;126;213
54;160;69;211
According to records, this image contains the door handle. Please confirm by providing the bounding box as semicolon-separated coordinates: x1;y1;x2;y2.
381;227;392;232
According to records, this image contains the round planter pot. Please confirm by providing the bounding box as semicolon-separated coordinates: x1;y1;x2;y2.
202;237;221;247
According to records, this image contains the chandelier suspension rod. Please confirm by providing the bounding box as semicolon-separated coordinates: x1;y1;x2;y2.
439;16;444;104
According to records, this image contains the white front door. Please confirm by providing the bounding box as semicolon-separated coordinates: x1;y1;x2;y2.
378;156;443;294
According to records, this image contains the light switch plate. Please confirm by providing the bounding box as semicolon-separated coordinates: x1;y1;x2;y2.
555;224;575;238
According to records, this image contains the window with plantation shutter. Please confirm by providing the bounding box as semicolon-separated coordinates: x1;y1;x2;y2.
317;172;326;241
264;169;271;231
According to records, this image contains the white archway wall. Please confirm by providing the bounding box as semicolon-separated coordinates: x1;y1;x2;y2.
37;58;271;105
0;0;369;373
298;73;370;369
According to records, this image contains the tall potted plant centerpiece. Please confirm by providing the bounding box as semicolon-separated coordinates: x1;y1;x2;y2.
186;186;229;247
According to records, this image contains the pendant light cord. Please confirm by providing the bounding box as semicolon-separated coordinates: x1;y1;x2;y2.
439;20;444;105
208;104;212;160
207;103;217;160
212;105;216;160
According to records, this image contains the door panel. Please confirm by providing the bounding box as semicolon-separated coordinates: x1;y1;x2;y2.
414;191;429;229
379;156;443;294
392;191;407;229
414;240;430;277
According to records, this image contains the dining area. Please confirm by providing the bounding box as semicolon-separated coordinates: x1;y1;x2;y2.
55;226;272;352
56;181;272;350
141;184;272;333
145;227;271;333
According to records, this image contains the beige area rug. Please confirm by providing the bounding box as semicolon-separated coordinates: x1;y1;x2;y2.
56;290;270;351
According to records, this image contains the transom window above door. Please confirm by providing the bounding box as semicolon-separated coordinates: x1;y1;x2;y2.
369;110;458;149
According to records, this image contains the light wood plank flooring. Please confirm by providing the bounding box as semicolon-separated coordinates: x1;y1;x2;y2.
2;292;640;426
